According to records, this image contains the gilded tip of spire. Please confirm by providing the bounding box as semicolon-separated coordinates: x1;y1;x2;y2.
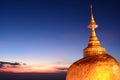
90;4;93;16
88;4;98;29
90;4;92;9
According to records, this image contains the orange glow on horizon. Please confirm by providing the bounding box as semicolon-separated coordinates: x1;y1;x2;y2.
0;64;68;73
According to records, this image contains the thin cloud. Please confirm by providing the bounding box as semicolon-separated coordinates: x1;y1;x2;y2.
54;67;68;72
0;61;26;68
56;67;68;71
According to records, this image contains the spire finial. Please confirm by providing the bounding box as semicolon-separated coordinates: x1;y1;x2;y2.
83;4;106;57
90;4;93;16
88;4;98;29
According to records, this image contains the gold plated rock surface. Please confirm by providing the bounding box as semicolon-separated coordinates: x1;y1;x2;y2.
66;54;120;80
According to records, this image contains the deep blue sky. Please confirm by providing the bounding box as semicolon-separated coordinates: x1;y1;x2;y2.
0;0;120;72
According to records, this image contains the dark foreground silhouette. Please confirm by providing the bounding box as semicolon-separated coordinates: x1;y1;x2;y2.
0;72;66;80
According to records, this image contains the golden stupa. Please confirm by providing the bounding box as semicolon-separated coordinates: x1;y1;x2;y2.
66;5;120;80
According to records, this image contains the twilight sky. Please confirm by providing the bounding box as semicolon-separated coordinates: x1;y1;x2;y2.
0;0;120;72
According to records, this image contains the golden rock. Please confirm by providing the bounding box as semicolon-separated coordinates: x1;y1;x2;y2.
66;54;120;80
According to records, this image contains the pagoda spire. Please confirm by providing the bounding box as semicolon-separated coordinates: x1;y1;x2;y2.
83;4;106;57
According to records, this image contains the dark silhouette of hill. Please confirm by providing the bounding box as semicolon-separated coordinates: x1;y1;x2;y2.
0;72;66;80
